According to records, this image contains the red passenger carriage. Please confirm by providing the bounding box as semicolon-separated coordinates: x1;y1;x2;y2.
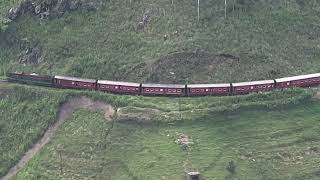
187;84;231;96
232;80;275;95
97;80;140;95
141;83;186;96
54;76;97;90
275;73;320;88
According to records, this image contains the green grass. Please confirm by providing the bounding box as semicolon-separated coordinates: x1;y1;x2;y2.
1;0;320;179
1;1;320;83
12;99;320;180
0;85;68;176
0;83;314;177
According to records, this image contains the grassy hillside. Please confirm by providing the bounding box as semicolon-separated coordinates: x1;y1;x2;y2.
0;83;314;177
1;0;320;83
0;84;67;176
11;95;320;179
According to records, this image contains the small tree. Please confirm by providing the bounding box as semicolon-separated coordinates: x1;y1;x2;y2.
226;160;236;174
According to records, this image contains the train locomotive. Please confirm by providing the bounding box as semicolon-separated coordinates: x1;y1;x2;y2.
7;72;320;96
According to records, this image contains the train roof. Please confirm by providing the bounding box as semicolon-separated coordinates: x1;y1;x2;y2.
54;75;96;83
97;80;140;87
275;73;320;83
142;83;185;88
187;83;231;88
232;80;274;87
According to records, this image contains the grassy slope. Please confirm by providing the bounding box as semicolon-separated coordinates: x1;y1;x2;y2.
1;1;320;83
0;83;314;177
12;98;320;180
0;84;67;176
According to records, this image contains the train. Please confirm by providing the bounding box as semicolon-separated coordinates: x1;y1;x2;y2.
7;72;320;96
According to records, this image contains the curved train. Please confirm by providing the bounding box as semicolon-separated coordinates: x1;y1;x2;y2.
7;72;320;96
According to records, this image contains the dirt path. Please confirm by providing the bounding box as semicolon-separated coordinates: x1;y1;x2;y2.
1;97;115;180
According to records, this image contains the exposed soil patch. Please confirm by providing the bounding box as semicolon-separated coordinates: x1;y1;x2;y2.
1;96;114;180
117;106;160;123
150;51;239;84
126;50;240;84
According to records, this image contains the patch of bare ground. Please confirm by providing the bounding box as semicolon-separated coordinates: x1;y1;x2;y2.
1;96;115;180
122;50;241;83
146;50;240;84
314;92;320;99
117;106;161;123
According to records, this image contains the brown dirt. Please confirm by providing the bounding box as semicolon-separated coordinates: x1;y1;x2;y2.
1;96;114;180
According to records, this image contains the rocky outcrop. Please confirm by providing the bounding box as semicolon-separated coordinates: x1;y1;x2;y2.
18;47;41;65
7;0;100;21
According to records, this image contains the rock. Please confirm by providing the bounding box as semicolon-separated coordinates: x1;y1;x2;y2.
34;4;42;15
136;9;153;31
7;7;21;20
7;0;34;20
69;0;80;10
80;0;98;12
18;47;41;65
137;21;144;31
142;10;151;25
39;11;50;20
51;0;70;18
7;0;101;23
20;0;35;14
